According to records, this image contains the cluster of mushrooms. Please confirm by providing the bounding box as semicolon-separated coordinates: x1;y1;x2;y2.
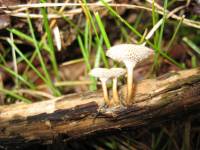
89;44;154;107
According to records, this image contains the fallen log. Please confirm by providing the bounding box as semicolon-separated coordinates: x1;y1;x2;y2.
0;68;200;147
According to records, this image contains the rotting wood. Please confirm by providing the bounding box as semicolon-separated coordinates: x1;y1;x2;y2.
0;68;200;147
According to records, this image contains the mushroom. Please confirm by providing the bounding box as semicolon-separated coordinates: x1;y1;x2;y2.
110;68;126;105
89;68;113;105
106;44;154;105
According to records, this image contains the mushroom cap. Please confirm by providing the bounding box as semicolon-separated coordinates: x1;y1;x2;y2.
89;68;113;79
110;68;126;78
106;44;154;63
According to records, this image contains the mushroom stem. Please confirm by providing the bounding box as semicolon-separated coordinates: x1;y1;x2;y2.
124;61;136;105
112;78;119;105
127;67;133;104
100;79;110;105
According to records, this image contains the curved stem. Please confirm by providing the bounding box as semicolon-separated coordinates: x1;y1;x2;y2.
101;80;109;105
112;78;119;105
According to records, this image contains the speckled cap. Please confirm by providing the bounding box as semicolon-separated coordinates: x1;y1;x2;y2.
110;68;126;78
106;44;154;63
89;68;113;79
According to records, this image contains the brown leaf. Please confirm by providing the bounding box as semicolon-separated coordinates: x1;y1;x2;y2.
0;14;10;30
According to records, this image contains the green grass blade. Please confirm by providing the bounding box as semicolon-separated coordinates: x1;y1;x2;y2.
7;39;47;82
84;20;90;58
40;0;59;77
183;37;200;55
0;55;6;64
191;56;197;68
0;87;32;103
100;0;143;41
166;17;184;50
158;0;168;49
94;12;111;48
153;0;168;69
160;51;185;69
8;28;33;43
7;39;61;96
8;29;50;76
22;51;37;76
139;30;148;44
0;65;35;89
77;35;96;90
8;28;50;52
77;35;91;70
26;11;60;96
89;77;97;91
9;28;50;78
115;19;130;42
82;0;109;68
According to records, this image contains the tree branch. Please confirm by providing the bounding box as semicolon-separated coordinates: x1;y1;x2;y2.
0;68;200;147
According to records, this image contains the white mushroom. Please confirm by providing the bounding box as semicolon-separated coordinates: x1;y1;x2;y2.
89;68;113;105
110;68;126;105
106;44;154;105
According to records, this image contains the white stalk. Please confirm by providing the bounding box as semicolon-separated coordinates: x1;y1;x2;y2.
100;78;109;105
112;78;119;105
124;61;136;105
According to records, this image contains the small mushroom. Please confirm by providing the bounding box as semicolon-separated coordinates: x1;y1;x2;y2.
89;68;112;105
110;68;126;105
106;44;154;105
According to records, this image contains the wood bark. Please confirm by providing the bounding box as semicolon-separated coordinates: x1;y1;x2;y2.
0;68;200;147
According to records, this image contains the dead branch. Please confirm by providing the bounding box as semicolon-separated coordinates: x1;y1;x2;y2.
0;68;200;147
